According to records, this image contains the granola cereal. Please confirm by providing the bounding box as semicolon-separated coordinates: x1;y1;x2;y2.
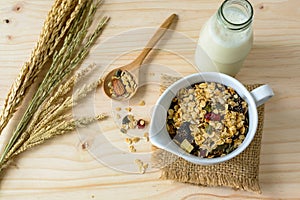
135;159;148;174
108;69;137;99
166;82;249;158
138;100;146;106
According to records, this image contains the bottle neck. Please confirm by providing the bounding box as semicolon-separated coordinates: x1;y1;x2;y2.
217;0;253;31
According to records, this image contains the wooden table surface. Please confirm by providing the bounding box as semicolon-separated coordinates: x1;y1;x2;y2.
0;0;300;199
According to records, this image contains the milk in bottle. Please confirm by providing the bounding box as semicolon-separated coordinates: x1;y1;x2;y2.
195;0;254;76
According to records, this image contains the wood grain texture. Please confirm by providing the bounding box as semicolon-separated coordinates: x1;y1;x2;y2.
0;0;300;199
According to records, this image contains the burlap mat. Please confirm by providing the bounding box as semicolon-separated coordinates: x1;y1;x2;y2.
152;74;264;193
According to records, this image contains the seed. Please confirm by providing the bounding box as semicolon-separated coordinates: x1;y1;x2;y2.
81;141;89;150
116;107;121;111
143;132;149;142
120;128;127;134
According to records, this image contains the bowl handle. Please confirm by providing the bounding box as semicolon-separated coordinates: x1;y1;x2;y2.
250;84;274;107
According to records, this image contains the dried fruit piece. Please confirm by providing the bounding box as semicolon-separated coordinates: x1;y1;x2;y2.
81;141;89;150
205;112;221;121
137;119;146;129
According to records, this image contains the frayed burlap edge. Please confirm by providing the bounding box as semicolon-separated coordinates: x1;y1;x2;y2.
152;74;264;193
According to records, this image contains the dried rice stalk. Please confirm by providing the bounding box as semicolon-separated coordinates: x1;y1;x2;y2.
27;65;100;141
1;114;107;171
2;72;105;166
37;64;96;122
0;0;109;167
0;0;87;135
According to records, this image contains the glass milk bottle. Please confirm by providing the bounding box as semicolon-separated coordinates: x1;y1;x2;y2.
195;0;254;76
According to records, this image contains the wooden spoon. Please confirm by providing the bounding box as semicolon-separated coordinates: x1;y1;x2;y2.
103;13;177;100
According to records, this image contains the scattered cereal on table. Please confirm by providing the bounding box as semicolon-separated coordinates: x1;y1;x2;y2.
143;132;149;142
125;107;132;112
129;145;136;152
138;100;145;106
120;128;127;134
134;159;148;174
125;138;132;144
81;141;89;150
132;137;140;143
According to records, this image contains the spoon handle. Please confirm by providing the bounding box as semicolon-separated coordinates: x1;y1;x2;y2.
126;13;177;70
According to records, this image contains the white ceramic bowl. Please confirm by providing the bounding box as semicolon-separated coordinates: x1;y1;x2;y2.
149;72;274;165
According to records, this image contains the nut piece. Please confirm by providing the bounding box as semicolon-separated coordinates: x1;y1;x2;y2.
112;79;125;96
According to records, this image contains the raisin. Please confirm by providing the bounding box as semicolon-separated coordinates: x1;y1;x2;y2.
137;119;146;129
205;112;221;121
